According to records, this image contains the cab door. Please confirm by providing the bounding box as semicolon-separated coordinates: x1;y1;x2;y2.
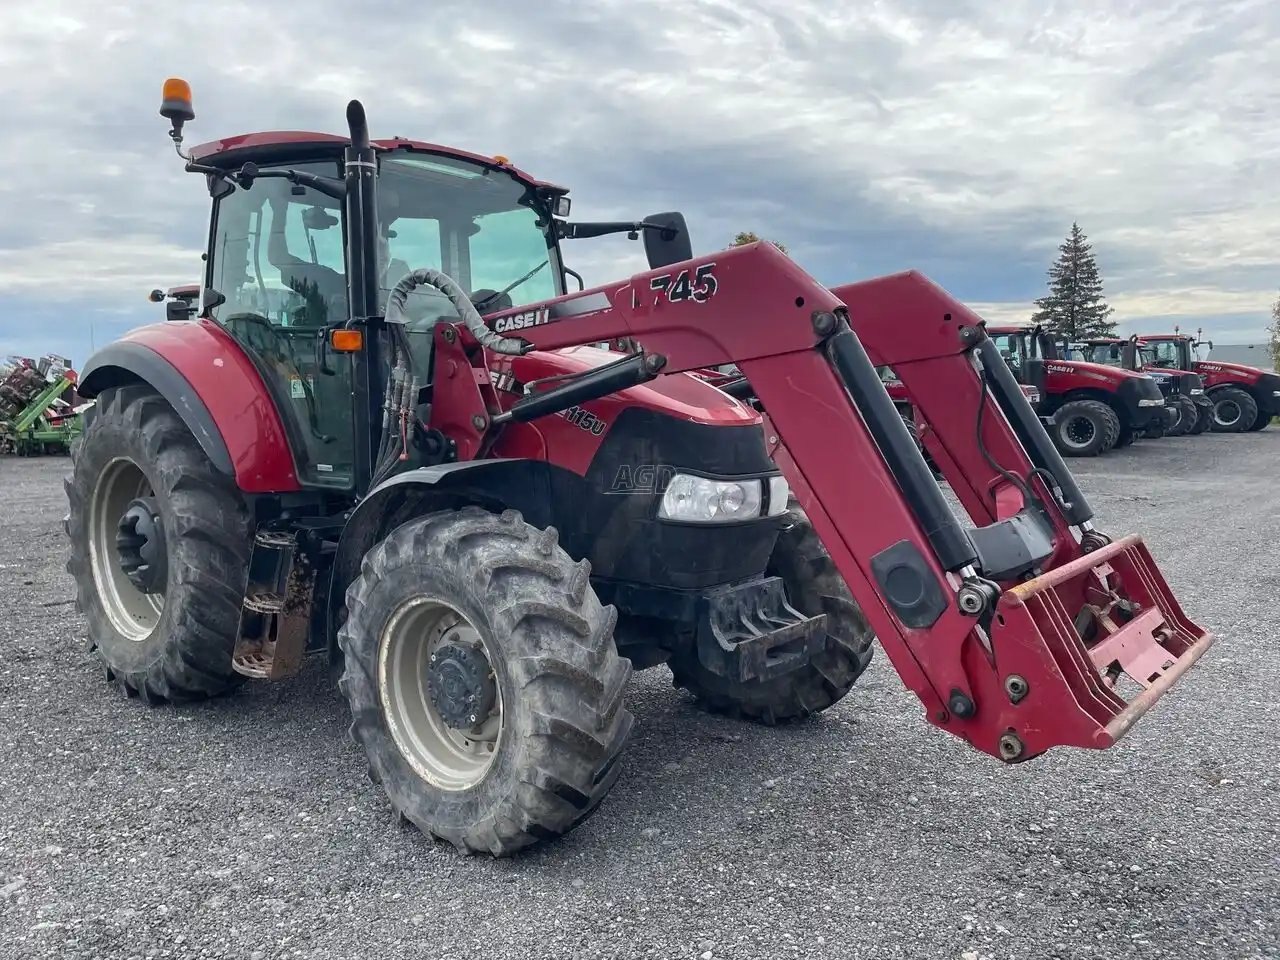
204;163;357;489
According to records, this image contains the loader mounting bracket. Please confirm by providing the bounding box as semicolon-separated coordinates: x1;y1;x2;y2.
695;576;826;683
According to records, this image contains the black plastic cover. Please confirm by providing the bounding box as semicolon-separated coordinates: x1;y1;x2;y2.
870;539;948;629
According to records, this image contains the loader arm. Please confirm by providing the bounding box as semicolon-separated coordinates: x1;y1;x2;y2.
440;241;1210;762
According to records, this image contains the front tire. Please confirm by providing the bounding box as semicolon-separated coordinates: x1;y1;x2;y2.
1189;401;1213;435
669;505;875;724
65;385;252;702
1210;387;1257;433
337;507;633;856
1167;396;1197;437
1051;400;1119;456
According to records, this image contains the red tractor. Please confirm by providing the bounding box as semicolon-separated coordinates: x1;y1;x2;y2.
1139;332;1279;433
1073;336;1210;437
63;80;1211;856
986;324;1167;456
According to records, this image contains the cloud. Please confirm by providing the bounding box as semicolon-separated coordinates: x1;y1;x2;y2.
0;0;1276;364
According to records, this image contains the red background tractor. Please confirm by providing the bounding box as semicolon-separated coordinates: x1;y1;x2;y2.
986;324;1167;456
1140;333;1279;432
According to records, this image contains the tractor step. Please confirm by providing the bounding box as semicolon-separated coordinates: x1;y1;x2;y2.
231;530;317;681
990;534;1211;758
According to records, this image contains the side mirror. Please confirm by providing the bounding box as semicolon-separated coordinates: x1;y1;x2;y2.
166;300;195;322
642;212;692;269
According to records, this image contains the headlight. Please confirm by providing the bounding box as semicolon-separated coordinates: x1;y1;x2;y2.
1138;398;1164;407
1272;390;1280;397
1190;388;1204;395
658;474;789;523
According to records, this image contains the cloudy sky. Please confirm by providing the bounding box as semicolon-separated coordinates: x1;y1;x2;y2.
1;0;1277;364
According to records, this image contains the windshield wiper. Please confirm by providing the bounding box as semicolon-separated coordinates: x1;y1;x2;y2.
474;260;549;312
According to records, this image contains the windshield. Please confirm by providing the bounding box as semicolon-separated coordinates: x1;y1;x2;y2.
1145;339;1183;369
375;151;561;320
1084;343;1123;367
988;332;1028;377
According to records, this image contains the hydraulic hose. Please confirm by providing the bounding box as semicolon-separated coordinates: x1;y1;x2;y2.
383;269;531;355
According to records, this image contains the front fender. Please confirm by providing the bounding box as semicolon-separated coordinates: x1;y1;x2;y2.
78;321;300;493
326;459;554;660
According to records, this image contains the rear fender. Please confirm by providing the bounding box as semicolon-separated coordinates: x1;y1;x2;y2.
325;459;554;662
77;321;300;493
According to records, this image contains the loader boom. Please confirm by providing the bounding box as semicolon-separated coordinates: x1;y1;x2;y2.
448;241;1210;762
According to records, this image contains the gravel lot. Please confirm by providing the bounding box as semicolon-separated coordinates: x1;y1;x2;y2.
0;437;1277;960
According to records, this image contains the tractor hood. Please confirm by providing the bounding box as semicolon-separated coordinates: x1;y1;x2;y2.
1044;359;1141;384
1195;360;1267;384
494;345;763;427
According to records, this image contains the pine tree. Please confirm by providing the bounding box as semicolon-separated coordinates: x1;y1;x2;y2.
730;231;788;254
1268;291;1280;374
1029;223;1115;339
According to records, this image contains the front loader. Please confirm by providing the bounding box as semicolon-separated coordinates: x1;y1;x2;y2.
63;80;1212;857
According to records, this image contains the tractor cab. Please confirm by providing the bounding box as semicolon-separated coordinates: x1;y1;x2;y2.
185;137;573;489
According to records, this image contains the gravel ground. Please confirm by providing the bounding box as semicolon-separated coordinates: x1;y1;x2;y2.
0;437;1277;960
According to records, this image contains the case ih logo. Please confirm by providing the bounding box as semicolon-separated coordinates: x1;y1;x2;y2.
493;307;551;334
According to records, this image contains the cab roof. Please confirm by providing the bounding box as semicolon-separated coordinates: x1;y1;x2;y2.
188;131;568;194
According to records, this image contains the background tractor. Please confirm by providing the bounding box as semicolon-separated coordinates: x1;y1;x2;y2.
986;324;1166;456
63;80;1211;857
1139;332;1279;433
1073;336;1209;437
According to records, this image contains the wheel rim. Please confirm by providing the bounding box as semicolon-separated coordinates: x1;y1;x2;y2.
378;598;503;791
1215;400;1241;427
1061;415;1097;450
88;458;165;642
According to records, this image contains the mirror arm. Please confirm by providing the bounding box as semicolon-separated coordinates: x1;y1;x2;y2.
557;220;675;241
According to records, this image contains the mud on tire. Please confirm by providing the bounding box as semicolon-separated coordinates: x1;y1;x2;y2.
1051;399;1120;457
64;385;253;702
337;507;634;856
669;505;875;724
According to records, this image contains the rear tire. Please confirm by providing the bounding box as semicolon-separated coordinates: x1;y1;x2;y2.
1167;396;1197;437
1247;407;1271;432
1210;387;1257;433
1051;400;1119;456
669;505;875;724
64;385;252;702
337;507;633;856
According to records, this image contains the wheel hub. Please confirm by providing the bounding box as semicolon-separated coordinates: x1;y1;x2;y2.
114;496;167;594
426;641;496;729
1066;417;1095;445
